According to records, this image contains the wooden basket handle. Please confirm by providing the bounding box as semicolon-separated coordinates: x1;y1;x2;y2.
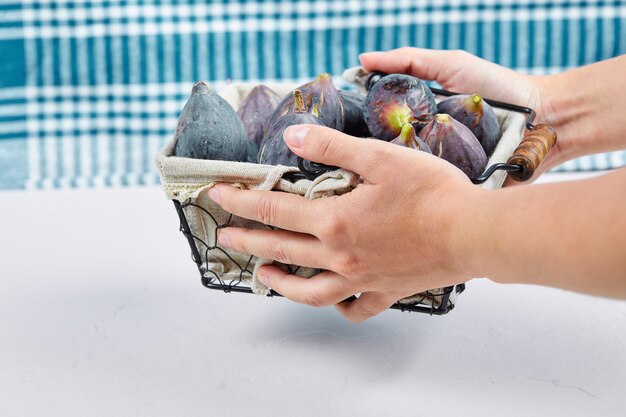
506;124;557;182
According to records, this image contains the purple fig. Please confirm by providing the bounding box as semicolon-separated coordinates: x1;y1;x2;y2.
268;73;344;130
339;90;371;137
390;124;432;153
236;85;282;147
175;81;248;162
364;74;436;141
419;114;487;177
437;94;500;156
258;90;322;166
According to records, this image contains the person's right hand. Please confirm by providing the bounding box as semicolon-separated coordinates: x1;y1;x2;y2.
359;48;565;181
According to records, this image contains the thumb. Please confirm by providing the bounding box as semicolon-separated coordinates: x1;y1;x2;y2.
283;124;395;180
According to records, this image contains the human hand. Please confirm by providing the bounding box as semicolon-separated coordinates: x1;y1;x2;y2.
359;48;567;181
208;124;484;322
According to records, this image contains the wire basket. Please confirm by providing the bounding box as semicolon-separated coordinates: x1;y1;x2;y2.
159;74;556;316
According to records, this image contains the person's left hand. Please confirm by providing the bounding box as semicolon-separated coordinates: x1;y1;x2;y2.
207;124;483;322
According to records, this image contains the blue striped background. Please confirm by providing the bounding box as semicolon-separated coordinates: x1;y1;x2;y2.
0;0;625;190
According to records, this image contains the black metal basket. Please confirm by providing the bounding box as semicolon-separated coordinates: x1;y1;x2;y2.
169;84;543;316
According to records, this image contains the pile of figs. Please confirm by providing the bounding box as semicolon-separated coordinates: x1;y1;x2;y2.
174;72;501;179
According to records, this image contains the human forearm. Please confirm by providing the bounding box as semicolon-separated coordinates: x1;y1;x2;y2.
536;55;626;163
461;169;626;297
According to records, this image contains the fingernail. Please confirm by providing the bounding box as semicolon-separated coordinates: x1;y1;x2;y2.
258;269;269;287
217;230;231;247
284;125;310;148
208;186;220;204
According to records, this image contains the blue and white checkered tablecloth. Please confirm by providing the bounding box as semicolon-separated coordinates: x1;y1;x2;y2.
0;0;624;190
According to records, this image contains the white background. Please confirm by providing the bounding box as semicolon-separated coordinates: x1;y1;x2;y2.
1;172;624;417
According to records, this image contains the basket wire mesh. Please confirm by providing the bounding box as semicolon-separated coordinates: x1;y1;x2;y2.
173;198;465;315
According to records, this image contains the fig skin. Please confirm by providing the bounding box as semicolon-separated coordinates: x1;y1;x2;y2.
246;141;260;163
339;90;371;137
258;90;322;166
364;74;437;141
236;85;282;147
419;113;488;177
390;124;432;154
175;81;248;162
437;94;500;156
268;73;344;130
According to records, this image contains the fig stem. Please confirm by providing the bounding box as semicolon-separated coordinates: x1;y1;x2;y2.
435;113;450;123
389;104;412;132
400;123;415;145
293;90;306;112
470;94;483;109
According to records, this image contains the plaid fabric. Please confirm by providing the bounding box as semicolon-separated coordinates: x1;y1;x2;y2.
0;0;624;190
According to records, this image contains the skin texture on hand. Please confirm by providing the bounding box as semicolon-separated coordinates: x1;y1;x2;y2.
209;124;481;322
359;48;542;114
360;49;626;182
359;48;557;183
360;48;556;185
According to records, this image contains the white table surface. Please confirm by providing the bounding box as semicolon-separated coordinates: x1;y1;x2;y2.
1;172;624;417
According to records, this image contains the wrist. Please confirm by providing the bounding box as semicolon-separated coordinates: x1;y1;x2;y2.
532;71;596;163
532;74;561;127
442;184;492;281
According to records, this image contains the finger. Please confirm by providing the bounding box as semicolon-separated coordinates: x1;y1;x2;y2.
359;47;471;83
259;266;360;307
335;291;396;322
283;124;399;181
217;227;334;270
208;184;325;234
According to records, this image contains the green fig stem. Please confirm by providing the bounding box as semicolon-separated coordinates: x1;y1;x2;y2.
293;89;306;113
388;104;413;132
470;94;483;110
400;123;415;145
435;113;451;124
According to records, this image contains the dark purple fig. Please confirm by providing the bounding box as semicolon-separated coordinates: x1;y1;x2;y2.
258;90;322;166
236;85;282;147
364;74;436;141
419;114;487;177
339;90;371;137
390;124;432;154
268;73;344;130
175;81;248;162
437;94;500;156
